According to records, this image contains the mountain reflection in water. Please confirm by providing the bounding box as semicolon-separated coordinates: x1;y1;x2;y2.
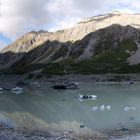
0;82;139;133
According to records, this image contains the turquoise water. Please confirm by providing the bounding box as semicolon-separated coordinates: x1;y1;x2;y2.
0;82;140;133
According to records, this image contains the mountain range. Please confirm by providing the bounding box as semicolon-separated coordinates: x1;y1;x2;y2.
1;11;140;74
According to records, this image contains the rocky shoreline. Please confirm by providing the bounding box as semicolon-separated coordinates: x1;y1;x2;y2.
1;73;140;85
0;123;108;140
0;124;140;140
42;73;140;83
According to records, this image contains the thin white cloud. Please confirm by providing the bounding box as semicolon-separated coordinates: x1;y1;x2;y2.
0;0;140;41
46;0;112;32
0;0;48;39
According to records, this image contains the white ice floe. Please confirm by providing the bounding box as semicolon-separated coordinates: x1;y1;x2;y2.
11;87;23;91
0;88;4;91
78;94;83;99
90;95;97;100
124;106;136;112
91;106;98;111
11;87;23;94
106;105;112;110
130;107;136;111
124;106;130;112
100;105;105;111
0;88;5;93
92;105;112;112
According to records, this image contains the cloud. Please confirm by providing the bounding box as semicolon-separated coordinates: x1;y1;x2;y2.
0;0;48;39
46;0;113;32
0;0;140;41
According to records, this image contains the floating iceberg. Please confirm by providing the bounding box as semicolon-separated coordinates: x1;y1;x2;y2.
11;87;23;94
100;105;105;111
11;87;23;91
124;106;136;112
0;88;5;93
106;105;112;110
91;106;98;111
91;105;112;112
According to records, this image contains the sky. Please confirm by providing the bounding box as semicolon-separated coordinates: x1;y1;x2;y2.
0;0;140;48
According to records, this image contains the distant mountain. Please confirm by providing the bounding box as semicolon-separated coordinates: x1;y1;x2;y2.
1;11;140;74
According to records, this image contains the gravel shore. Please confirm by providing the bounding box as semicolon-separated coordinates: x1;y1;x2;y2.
0;125;140;140
0;124;109;140
1;73;140;88
30;73;140;83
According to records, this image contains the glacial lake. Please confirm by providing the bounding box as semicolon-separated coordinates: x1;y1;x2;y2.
0;82;140;133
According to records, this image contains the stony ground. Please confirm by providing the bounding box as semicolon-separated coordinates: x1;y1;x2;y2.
1;73;140;87
0;124;140;140
0;126;109;140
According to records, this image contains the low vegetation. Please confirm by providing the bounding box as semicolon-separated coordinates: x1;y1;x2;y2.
42;39;139;75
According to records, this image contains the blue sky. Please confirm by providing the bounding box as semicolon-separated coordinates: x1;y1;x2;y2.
0;0;140;48
0;34;11;48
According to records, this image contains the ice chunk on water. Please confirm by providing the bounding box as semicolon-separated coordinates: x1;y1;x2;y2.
106;105;111;110
92;105;111;111
100;105;105;111
124;106;130;112
11;87;23;91
130;107;136;111
124;106;136;112
90;95;97;99
0;88;5;94
91;106;98;111
0;88;4;91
